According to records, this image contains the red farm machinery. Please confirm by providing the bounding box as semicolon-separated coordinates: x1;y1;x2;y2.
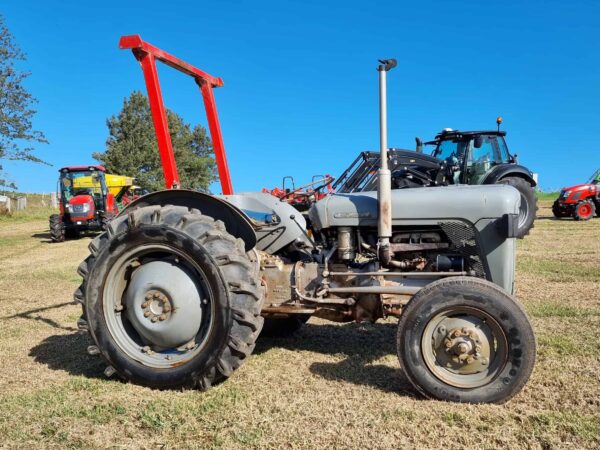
553;169;600;220
49;165;135;242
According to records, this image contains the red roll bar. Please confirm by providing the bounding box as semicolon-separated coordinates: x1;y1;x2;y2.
119;35;233;194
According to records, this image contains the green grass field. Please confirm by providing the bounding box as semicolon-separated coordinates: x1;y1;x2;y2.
0;197;598;449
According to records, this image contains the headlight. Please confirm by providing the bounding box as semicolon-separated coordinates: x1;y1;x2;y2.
82;203;90;212
66;204;73;213
561;190;571;199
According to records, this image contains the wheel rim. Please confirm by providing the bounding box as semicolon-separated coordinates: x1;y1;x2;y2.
518;192;529;228
578;203;592;218
421;306;508;388
103;244;214;369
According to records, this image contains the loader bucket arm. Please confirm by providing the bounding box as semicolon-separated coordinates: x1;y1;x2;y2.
119;35;233;194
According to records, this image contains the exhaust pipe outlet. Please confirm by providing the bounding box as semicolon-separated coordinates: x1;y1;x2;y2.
376;59;396;265
415;136;423;153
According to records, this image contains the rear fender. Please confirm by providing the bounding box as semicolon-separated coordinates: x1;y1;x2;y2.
482;164;536;187
119;189;257;251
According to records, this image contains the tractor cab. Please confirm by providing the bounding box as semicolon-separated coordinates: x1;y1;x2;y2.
426;129;515;185
587;168;600;185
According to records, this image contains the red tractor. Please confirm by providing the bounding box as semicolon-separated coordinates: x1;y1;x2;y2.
49;166;120;242
552;169;600;220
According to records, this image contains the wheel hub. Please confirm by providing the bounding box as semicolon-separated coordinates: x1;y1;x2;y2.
141;290;173;323
422;310;505;388
442;326;487;369
124;260;203;349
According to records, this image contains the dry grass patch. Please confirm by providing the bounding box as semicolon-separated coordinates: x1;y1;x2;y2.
0;199;599;448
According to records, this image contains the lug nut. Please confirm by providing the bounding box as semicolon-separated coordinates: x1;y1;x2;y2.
154;292;160;298
151;316;158;323
466;356;474;364
142;301;148;308
145;293;153;300
462;327;468;334
481;357;489;365
115;304;123;312
159;314;167;321
144;311;151;317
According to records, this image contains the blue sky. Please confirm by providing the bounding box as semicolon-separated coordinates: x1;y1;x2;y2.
2;0;599;193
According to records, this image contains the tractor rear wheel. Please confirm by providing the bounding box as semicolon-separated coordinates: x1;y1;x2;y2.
573;200;594;221
49;214;65;242
498;177;537;238
396;277;536;404
75;205;264;389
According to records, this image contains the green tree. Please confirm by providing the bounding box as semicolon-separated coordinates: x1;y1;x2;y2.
94;91;217;192
0;15;47;189
93;91;217;191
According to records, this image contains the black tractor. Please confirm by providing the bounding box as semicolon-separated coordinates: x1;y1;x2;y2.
334;123;537;238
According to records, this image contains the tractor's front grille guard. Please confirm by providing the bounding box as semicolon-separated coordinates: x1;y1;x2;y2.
438;220;489;279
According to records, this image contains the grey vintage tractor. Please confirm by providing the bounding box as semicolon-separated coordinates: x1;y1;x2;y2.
75;39;535;404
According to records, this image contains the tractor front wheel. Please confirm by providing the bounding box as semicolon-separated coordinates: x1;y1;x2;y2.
396;277;536;404
498;177;537;238
49;214;65;242
573;200;594;221
552;201;569;219
75;205;264;389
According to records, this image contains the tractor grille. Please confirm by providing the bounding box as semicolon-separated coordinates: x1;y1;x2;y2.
438;220;487;278
72;204;86;213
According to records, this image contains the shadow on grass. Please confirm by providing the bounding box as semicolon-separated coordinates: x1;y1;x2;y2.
0;302;77;332
29;332;107;380
28;320;418;396
31;231;53;243
256;321;418;397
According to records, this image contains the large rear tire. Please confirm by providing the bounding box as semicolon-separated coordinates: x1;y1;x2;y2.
396;277;536;404
49;214;65;242
74;205;264;389
498;177;537;238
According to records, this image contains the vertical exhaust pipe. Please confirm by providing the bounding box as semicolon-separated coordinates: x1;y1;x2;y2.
377;59;396;265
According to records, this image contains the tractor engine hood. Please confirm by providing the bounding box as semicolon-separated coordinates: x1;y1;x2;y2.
66;195;95;220
309;184;520;230
561;183;597;193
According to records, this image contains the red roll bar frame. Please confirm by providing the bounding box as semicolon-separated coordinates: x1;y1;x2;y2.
119;35;233;194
